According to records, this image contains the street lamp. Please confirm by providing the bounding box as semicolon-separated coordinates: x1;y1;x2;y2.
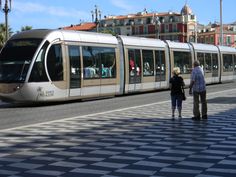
91;5;101;32
0;0;12;41
220;0;223;45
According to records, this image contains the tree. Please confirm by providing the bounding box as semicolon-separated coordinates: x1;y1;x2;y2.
21;26;32;31
0;23;6;48
100;29;116;36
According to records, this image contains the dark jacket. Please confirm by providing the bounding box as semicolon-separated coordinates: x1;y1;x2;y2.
169;75;185;96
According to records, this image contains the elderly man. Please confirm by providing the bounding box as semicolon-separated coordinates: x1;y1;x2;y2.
189;60;207;120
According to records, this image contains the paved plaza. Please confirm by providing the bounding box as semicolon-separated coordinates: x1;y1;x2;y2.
0;88;236;177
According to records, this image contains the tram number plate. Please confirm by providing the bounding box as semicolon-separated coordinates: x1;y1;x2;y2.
45;90;54;97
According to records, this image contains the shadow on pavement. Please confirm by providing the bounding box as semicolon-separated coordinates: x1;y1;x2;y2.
208;97;236;104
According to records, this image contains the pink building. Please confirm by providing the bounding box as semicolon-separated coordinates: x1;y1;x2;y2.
198;23;236;47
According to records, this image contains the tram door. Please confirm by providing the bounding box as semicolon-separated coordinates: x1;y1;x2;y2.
68;45;81;97
128;49;141;91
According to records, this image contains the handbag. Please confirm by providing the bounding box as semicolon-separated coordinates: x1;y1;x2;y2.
182;87;186;101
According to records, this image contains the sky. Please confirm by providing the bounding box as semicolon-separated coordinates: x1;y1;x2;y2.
0;0;235;33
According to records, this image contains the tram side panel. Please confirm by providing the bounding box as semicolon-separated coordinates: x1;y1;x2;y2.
119;36;170;94
220;52;235;82
166;41;194;87
218;46;236;83
191;43;221;84
25;39;70;102
70;44;119;99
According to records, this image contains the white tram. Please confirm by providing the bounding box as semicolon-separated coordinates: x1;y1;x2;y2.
0;29;235;102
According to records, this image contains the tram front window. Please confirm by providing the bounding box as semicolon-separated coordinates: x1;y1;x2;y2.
0;38;42;83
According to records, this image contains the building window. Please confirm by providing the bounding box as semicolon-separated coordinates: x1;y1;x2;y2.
147;18;151;24
191;15;195;20
210;36;214;44
173;24;177;32
144;26;148;34
165;24;169;32
135;27;139;34
226;36;231;45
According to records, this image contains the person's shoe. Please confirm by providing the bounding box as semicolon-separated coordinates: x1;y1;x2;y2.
202;115;208;119
192;116;201;120
178;115;182;119
172;115;175;120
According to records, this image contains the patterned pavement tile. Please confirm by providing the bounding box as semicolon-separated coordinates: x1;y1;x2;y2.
0;89;236;176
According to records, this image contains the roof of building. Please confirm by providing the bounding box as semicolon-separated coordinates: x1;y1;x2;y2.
181;4;193;15
103;11;181;21
62;22;96;31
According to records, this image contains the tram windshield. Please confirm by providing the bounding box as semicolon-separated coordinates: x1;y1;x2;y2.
0;38;42;83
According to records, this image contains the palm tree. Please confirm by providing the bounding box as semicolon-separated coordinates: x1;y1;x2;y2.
0;23;7;49
0;23;13;48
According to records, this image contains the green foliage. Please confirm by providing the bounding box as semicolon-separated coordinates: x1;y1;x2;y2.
100;29;116;36
0;23;13;49
21;26;33;31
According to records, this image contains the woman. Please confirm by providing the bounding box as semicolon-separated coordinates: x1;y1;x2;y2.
169;67;185;119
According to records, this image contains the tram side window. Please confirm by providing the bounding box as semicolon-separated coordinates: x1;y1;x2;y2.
128;49;141;77
212;53;218;71
142;50;154;76
128;49;142;84
197;52;205;69
82;46;116;79
100;48;116;78
47;44;64;81
205;53;212;73
212;53;219;77
155;50;166;81
68;45;81;88
173;51;191;74
29;41;49;82
223;54;233;72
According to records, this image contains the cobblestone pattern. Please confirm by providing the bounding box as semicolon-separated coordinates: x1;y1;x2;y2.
0;90;236;177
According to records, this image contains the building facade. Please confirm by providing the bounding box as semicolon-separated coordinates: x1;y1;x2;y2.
197;23;236;47
63;4;197;43
99;4;197;43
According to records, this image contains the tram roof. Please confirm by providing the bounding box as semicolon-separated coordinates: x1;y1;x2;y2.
60;30;118;45
191;43;219;52
119;35;167;48
165;40;192;50
218;45;236;53
10;29;54;40
10;29;118;45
